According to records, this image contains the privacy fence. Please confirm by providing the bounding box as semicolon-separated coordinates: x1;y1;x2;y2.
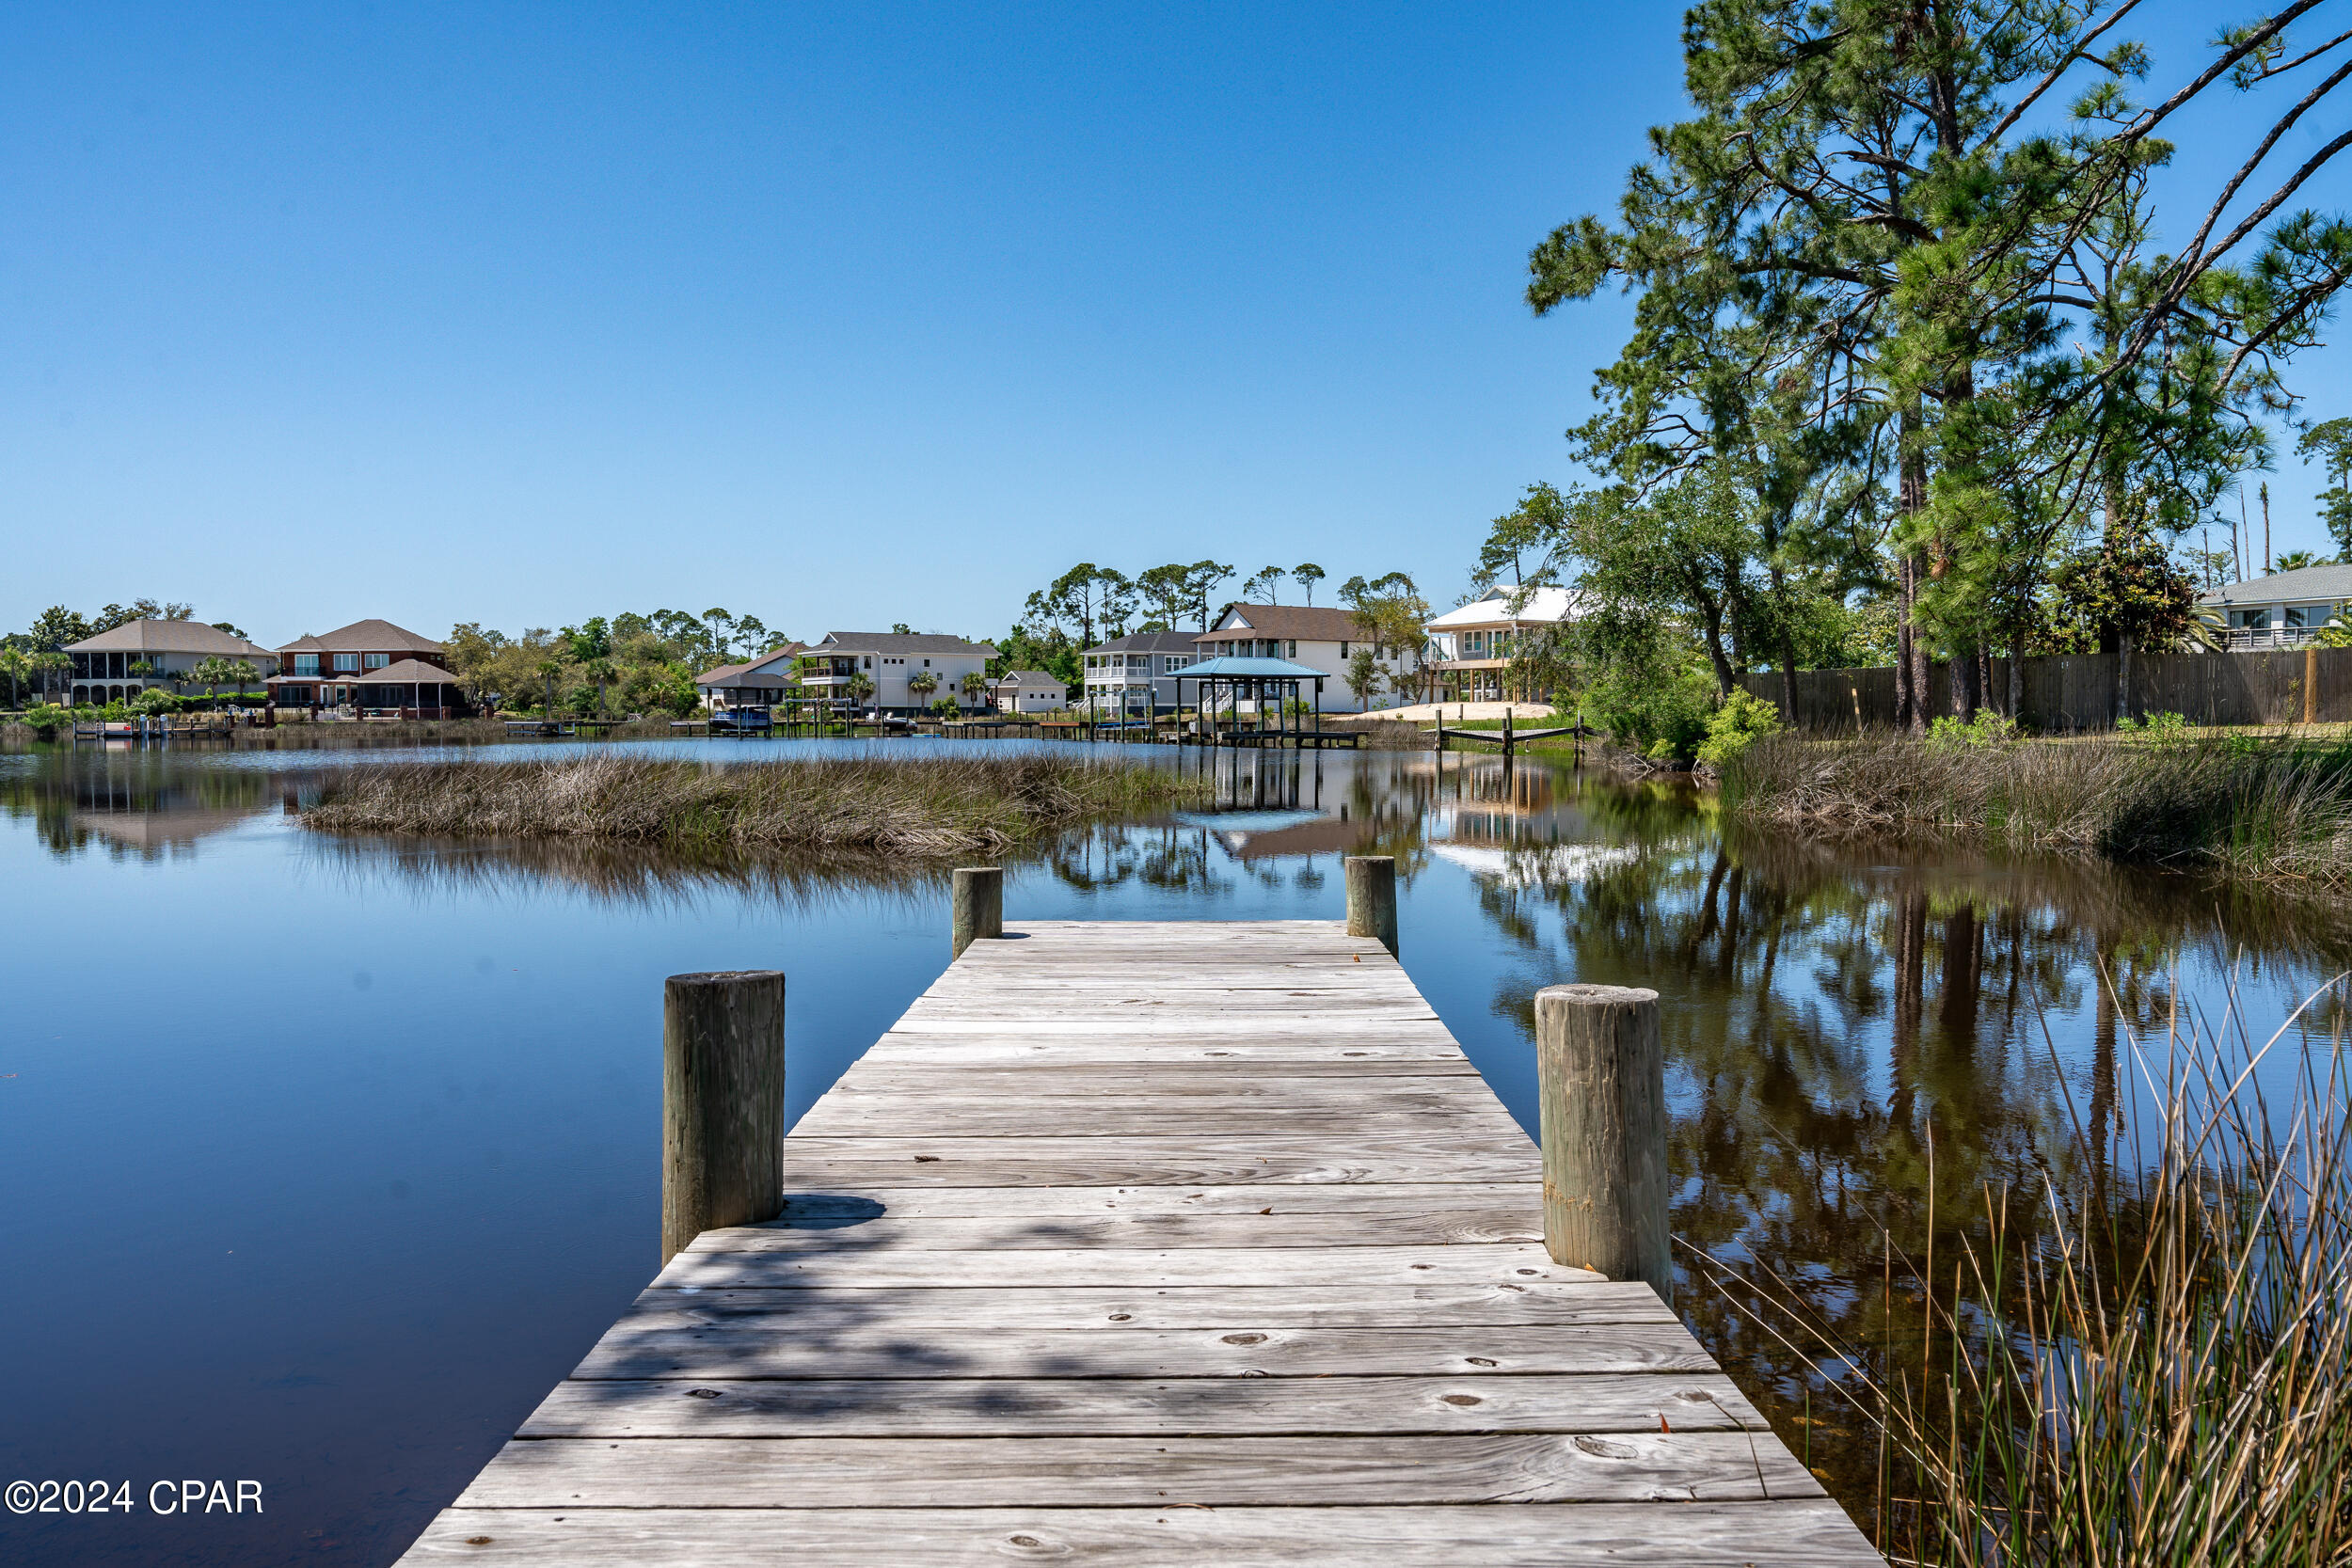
1739;646;2352;732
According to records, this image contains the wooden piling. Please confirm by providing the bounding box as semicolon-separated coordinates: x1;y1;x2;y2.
661;970;786;1266
952;866;1004;958
1534;983;1670;1302
1343;855;1398;958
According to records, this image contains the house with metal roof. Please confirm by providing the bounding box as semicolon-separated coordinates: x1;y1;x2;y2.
2201;563;2352;650
1422;585;1583;703
268;620;450;709
801;631;999;715
1080;630;1200;717
1192;603;1406;712
64;619;280;706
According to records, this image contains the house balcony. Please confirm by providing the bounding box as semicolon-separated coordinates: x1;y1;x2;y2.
2217;626;2322;652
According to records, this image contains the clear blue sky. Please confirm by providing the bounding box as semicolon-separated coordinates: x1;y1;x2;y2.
2;2;2344;645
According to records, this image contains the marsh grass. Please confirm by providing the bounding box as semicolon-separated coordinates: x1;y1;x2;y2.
1723;731;2352;891
299;752;1202;856
1703;978;2352;1566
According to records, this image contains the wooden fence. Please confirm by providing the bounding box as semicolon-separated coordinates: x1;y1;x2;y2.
1739;646;2352;732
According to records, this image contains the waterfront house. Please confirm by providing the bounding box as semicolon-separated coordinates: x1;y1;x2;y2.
1192;604;1405;712
65;620;279;706
800;632;998;715
993;670;1071;714
1081;630;1199;717
268;620;449;710
2200;563;2352;650
1422;585;1583;703
695;644;810;711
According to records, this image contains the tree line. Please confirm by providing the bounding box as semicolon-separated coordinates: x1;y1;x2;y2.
1505;1;2352;735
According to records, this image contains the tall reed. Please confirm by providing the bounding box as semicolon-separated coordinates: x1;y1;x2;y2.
1702;980;2352;1566
1722;731;2352;891
300;752;1200;856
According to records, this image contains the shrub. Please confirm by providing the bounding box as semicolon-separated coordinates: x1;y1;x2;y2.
21;703;69;738
1695;689;1781;768
1926;710;2021;750
1585;659;1716;765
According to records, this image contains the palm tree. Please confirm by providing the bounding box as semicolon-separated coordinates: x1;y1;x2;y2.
2274;550;2326;573
846;672;875;718
961;670;988;709
585;658;615;717
537;657;564;717
190;656;244;705
907;668;939;707
0;648;26;709
33;651;72;705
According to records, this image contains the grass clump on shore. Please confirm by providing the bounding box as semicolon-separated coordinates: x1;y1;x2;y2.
1707;986;2352;1565
300;752;1201;856
1721;730;2352;891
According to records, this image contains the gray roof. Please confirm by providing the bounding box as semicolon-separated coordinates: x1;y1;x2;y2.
1085;630;1201;655
994;670;1067;688
816;631;998;657
2201;563;2352;607
65;619;277;659
352;658;459;685
1200;604;1369;644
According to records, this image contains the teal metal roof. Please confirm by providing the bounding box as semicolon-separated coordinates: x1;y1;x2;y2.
1173;657;1326;679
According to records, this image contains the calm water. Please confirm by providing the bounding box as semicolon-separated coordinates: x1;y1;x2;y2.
3;737;2348;1565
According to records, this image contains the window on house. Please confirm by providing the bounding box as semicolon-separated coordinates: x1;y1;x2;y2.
1286;641;1296;658
2238;610;2271;629
333;653;359;673
363;653;389;671
294;654;320;675
1340;641;1350;658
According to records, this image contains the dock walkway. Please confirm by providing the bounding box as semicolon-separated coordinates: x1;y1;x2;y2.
397;921;1879;1565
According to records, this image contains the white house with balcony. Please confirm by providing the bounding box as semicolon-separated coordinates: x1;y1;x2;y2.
1081;630;1200;717
1192;604;1406;712
799;631;998;715
1422;586;1583;703
2201;563;2351;650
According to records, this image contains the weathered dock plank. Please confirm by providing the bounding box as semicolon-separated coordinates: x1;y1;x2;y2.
394;920;1879;1566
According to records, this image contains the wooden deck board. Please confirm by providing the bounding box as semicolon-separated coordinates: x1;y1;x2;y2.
393;920;1878;1565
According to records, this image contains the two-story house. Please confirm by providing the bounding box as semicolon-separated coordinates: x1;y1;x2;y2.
1192;604;1406;712
798;631;999;715
65;620;280;706
268;620;452;710
2201;563;2352;649
1080;631;1200;718
1422;586;1582;703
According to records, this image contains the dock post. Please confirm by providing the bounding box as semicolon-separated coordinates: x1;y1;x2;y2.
1534;984;1670;1302
1343;855;1398;958
952;865;1004;957
1502;707;1513;757
662;970;786;1266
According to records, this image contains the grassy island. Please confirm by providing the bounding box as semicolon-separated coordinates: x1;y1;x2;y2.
301;752;1201;857
1721;730;2352;892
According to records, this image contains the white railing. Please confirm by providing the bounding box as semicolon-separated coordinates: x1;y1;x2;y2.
2220;626;2319;651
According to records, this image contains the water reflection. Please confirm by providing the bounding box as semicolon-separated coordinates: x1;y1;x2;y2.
8;740;2352;1560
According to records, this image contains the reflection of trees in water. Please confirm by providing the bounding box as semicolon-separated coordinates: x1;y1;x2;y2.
1043;824;1230;896
1455;787;2352;1508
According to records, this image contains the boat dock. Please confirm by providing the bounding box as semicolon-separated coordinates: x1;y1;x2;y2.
395;911;1878;1564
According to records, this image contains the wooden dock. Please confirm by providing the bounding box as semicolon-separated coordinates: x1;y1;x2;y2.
395;920;1879;1565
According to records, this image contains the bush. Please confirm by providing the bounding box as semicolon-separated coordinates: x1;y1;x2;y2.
21;703;70;738
2115;709;2191;745
1926;709;2021;749
1585;659;1716;765
1695;689;1781;768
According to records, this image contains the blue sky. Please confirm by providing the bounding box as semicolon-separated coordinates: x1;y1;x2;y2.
2;2;2344;645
